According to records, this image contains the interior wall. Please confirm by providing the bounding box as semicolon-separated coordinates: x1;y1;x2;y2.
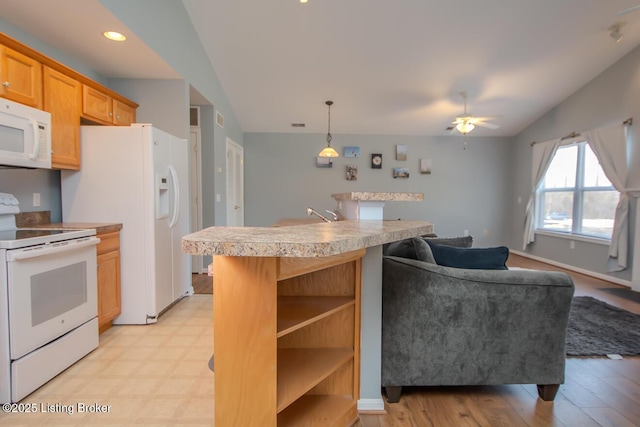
0;19;107;221
0;169;61;221
244;133;513;248
507;44;640;283
107;79;189;139
99;0;244;226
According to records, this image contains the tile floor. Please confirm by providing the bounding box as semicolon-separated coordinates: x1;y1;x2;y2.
0;295;215;426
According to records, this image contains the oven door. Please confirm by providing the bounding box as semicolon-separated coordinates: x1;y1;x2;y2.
6;237;99;360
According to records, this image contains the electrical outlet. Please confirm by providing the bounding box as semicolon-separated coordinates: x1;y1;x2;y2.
216;194;221;202
33;193;40;207
463;229;469;237
517;196;522;204
570;240;575;249
483;229;489;236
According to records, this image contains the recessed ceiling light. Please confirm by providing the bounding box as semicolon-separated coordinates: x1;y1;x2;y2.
300;0;308;3
103;31;126;42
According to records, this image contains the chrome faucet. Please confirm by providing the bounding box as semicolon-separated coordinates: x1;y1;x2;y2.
306;207;337;223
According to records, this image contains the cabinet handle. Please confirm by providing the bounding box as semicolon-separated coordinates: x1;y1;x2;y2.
109;112;113;117
2;82;9;88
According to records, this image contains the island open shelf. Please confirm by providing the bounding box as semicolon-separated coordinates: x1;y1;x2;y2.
182;219;434;425
212;249;363;426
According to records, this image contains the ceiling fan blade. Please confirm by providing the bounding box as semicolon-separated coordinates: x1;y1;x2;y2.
474;121;500;129
618;5;640;15
470;115;503;121
445;126;457;134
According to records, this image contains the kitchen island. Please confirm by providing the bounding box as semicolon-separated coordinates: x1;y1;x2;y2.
182;219;433;426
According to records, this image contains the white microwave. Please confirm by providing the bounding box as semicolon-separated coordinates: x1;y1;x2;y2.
0;98;51;169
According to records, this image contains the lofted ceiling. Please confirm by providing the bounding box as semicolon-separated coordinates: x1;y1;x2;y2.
2;0;640;137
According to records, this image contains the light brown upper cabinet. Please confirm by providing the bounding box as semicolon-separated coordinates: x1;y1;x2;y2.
112;99;135;126
0;44;43;109
0;32;138;170
82;85;136;126
43;66;81;170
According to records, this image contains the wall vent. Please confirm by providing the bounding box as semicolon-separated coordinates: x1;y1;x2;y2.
216;111;225;128
291;123;306;128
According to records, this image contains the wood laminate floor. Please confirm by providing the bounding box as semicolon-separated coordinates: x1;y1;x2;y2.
355;253;640;427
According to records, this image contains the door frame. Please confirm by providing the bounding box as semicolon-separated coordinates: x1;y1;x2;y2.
189;124;204;273
225;137;244;226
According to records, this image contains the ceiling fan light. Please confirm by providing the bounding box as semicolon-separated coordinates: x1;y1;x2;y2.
456;121;475;134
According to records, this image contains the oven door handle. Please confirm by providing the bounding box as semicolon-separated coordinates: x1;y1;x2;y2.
6;237;101;261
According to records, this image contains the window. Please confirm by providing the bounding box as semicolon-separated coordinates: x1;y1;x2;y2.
536;142;618;239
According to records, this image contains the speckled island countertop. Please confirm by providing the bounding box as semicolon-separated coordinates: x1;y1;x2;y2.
331;192;424;202
182;220;433;257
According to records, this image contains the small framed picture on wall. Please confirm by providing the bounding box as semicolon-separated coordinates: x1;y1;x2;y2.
396;144;407;161
393;167;410;178
371;153;382;169
344;146;360;158
346;164;358;180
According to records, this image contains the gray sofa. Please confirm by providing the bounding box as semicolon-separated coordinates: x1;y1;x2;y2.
381;238;575;403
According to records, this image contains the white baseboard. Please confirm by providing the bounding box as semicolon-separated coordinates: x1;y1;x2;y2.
357;398;385;413
509;249;632;288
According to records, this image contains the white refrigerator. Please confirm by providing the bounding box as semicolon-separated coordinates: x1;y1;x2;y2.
61;124;192;324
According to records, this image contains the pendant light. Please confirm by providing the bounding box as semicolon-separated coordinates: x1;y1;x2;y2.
318;100;339;158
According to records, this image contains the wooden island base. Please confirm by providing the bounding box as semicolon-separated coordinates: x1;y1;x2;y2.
182;219;434;424
213;249;364;426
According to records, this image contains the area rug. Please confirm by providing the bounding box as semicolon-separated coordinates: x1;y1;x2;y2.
566;296;640;356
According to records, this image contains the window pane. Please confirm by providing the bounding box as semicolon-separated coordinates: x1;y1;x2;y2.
542;145;576;189
584;145;612;188
541;191;573;232
580;190;619;238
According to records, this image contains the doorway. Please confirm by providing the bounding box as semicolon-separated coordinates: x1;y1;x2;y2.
189;107;203;273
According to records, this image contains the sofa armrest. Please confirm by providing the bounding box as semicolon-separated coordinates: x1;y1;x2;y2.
382;255;575;388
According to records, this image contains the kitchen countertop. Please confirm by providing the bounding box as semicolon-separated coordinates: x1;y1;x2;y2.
331;192;424;202
15;211;122;234
182;220;433;257
23;222;122;235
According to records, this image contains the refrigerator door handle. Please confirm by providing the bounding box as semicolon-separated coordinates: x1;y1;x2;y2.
169;164;180;228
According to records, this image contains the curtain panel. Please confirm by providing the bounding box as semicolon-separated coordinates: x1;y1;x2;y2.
584;123;630;271
522;138;560;250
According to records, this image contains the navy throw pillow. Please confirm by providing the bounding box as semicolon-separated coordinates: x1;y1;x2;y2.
425;240;509;270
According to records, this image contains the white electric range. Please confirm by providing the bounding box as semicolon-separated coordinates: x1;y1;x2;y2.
0;193;100;403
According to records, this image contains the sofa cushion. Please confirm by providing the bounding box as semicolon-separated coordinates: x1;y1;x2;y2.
385;238;435;263
424;235;473;248
425;241;509;270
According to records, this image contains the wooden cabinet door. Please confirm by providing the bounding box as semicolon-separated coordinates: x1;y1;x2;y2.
113;99;135;125
43;66;81;170
0;45;43;108
82;85;113;124
97;249;121;329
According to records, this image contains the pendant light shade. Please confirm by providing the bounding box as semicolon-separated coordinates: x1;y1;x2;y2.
319;100;339;158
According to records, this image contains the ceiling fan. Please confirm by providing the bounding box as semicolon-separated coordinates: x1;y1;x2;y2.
447;91;500;135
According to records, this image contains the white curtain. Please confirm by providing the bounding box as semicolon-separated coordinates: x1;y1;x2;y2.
522;138;560;250
583;123;630;271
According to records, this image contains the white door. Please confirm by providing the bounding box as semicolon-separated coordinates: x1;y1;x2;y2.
226;138;244;226
189;127;203;273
